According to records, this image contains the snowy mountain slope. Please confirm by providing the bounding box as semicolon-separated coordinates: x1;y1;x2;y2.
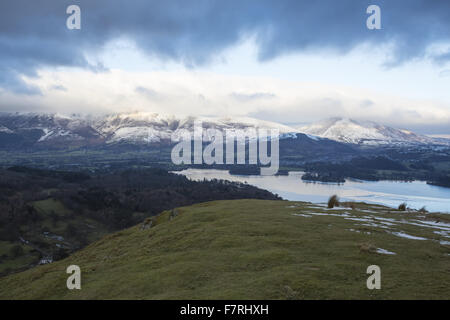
0;113;102;144
0;112;302;146
0;125;13;133
299;118;449;146
0;113;447;148
94;112;301;144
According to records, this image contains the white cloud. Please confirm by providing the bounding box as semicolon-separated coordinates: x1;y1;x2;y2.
0;67;449;133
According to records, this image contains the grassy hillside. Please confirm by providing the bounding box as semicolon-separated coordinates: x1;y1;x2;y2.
0;167;279;276
0;199;449;299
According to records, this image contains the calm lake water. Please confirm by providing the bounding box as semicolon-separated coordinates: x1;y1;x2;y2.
175;169;450;213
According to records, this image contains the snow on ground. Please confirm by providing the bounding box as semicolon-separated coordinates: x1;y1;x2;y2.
288;203;450;246
390;231;427;241
376;248;397;255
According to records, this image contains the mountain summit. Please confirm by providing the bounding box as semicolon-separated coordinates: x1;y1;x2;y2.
299;117;445;146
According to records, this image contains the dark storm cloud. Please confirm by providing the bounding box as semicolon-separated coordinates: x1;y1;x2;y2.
1;0;450;93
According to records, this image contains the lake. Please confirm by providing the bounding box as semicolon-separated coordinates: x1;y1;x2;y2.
175;169;450;213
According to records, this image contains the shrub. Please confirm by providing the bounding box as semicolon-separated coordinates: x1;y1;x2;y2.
398;203;407;211
328;195;340;208
359;242;377;254
282;285;298;300
141;217;155;230
418;206;428;213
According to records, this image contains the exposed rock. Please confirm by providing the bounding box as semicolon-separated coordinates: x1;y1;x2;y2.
169;209;179;221
141;217;154;230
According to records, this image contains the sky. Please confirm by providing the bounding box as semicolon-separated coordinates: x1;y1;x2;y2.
1;1;450;134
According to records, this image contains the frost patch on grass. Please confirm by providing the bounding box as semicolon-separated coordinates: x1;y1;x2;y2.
358;209;380;214
434;230;450;238
376;248;396;255
391;231;427;241
348;228;371;235
379;221;395;226
373;217;397;224
292;213;312;218
360;223;389;229
345;217;371;222
413;220;450;230
314;203;352;210
293;212;350;218
293;212;328;217
402;220;450;232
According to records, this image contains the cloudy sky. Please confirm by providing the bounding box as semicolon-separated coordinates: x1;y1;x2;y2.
1;0;450;134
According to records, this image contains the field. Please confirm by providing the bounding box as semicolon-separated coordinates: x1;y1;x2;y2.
0;199;449;299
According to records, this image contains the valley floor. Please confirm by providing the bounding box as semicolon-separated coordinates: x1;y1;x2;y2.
0;199;449;299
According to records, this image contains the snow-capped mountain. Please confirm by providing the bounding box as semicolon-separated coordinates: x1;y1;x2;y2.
299;118;449;146
0;112;300;147
96;112;299;143
0;113;448;149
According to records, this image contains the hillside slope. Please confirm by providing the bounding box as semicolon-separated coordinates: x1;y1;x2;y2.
0;199;449;299
0;168;279;276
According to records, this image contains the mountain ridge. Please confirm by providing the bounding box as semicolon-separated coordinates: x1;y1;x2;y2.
0;112;301;148
300;117;448;146
0;112;448;149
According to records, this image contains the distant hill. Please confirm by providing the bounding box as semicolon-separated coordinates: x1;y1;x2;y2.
0;199;449;299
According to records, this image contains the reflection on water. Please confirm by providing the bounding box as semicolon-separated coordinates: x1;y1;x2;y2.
175;169;450;213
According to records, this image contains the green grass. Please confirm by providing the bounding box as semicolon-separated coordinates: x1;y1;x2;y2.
29;198;108;244
0;199;449;299
0;241;40;275
33;199;71;217
0;197;113;277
